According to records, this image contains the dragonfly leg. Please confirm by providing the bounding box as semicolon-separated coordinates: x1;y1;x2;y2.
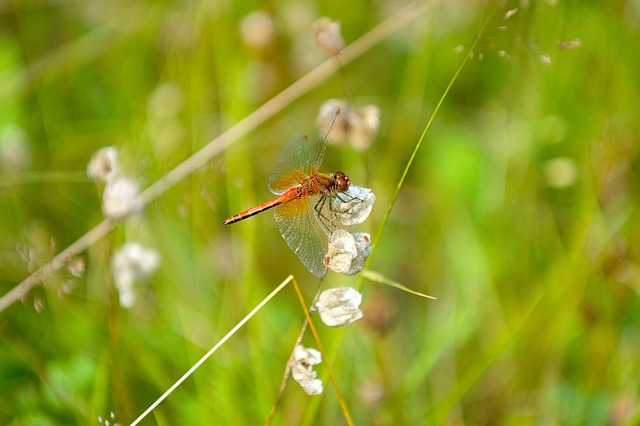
313;195;339;234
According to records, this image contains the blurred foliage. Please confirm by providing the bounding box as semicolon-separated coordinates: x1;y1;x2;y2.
2;0;640;424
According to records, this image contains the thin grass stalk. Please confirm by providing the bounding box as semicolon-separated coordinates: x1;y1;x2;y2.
129;276;292;425
361;31;486;287
264;276;325;425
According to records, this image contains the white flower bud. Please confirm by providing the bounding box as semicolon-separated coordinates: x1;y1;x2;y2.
318;99;381;151
102;176;141;219
335;185;375;226
348;105;380;152
324;229;357;275
324;230;372;275
313;17;344;56
291;345;323;395
111;242;161;308
346;232;373;275
87;146;119;183
314;287;363;327
319;99;348;146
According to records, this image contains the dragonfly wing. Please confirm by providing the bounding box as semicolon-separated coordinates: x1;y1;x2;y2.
313;192;362;237
268;107;341;194
274;195;328;277
268;134;307;194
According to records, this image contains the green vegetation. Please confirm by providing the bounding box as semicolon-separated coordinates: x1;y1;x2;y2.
1;1;639;424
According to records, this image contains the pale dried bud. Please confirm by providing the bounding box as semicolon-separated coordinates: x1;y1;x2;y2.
87;146;119;183
318;99;381;151
347;232;373;275
324;230;372;275
314;287;363;327
102;176;141;219
313;17;344;56
348;105;381;151
291;345;323;395
319;99;349;145
335;185;375;226
111;242;161;309
324;229;357;275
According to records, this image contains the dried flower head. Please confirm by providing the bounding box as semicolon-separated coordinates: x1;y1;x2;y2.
319;99;349;144
319;99;381;152
102;176;141;219
324;229;372;275
313;17;345;56
335;185;376;226
348;105;381;151
347;232;373;275
111;242;160;308
314;287;363;327
87;146;120;183
324;229;357;274
291;345;323;395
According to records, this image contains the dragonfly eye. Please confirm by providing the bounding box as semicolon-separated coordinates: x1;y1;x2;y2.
334;171;350;192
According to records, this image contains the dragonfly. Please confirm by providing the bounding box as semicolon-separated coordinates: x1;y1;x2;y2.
223;107;370;276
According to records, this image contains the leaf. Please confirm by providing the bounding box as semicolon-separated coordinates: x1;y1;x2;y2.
362;270;436;299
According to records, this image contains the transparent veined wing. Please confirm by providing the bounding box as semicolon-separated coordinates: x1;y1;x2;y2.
312;191;363;237
268;107;340;195
273;195;328;277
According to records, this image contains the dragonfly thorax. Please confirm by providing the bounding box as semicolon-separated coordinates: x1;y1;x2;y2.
332;171;350;193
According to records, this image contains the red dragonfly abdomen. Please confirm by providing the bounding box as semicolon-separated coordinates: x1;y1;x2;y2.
222;187;301;225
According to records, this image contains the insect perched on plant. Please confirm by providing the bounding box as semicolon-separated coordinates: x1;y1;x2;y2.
223;107;375;276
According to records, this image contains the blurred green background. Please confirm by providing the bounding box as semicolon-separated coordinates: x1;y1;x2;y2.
2;0;640;424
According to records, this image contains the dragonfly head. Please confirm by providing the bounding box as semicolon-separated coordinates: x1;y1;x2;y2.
333;171;350;193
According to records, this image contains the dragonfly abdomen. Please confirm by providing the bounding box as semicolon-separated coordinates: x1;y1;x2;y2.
222;187;301;225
